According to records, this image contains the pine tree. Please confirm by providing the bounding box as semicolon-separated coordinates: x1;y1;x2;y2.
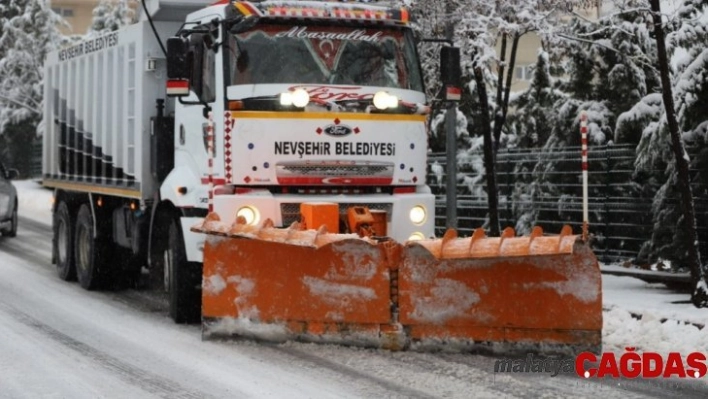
505;50;565;233
509;50;560;149
628;0;708;306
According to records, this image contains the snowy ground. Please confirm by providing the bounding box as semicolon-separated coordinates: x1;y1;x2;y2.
5;181;708;397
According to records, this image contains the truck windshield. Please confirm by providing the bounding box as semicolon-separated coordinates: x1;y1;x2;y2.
229;24;423;92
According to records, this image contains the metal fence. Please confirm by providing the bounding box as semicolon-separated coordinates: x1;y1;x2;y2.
426;144;708;263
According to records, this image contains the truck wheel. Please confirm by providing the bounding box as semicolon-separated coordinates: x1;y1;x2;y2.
74;204;110;290
1;202;17;237
54;201;75;281
165;217;201;324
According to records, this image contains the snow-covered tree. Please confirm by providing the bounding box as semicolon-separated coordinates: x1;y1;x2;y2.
506;1;667;242
86;0;137;37
0;0;71;128
622;0;708;304
509;49;562;148
548;5;660;131
504;50;564;233
0;0;73;175
406;0;585;235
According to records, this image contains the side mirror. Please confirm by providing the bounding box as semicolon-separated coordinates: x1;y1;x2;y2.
165;34;216;104
166;37;190;96
440;46;462;101
167;37;189;80
6;169;19;180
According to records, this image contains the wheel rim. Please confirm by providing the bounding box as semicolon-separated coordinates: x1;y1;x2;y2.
77;225;90;274
57;219;68;264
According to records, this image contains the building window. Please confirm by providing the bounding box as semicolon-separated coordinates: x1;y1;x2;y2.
52;7;74;17
515;65;532;81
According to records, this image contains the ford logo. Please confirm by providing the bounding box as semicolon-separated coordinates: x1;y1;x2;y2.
323;124;353;137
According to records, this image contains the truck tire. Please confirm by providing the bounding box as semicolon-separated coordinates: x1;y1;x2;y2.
74;204;111;290
54;201;75;281
165;217;201;324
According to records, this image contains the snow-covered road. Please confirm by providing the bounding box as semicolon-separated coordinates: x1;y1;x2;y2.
1;180;708;398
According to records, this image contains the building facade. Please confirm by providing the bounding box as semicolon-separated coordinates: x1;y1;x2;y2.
49;0;100;35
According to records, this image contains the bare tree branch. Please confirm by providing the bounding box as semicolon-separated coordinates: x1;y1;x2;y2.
0;92;41;116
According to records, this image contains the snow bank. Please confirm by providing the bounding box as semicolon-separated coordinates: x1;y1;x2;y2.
603;306;708;356
602;274;708;325
601;274;708;385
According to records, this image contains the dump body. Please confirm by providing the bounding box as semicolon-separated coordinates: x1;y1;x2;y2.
43;21;180;199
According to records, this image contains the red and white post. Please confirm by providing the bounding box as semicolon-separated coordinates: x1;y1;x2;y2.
580;111;589;242
207;111;214;214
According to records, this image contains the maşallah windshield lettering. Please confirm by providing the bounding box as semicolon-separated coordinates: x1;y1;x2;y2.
274;26;384;43
230;24;423;91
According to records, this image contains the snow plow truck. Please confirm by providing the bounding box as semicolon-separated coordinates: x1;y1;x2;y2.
42;0;602;354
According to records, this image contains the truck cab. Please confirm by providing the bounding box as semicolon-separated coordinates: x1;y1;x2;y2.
164;1;436;265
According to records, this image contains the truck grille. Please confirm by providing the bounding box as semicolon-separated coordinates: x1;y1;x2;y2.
276;161;394;177
280;203;392;227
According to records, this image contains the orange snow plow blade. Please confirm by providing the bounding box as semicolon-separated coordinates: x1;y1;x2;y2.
193;214;602;353
399;226;602;353
194;213;405;347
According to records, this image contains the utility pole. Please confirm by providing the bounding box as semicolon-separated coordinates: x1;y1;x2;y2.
444;0;457;229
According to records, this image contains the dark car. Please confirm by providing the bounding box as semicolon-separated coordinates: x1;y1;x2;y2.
0;161;19;237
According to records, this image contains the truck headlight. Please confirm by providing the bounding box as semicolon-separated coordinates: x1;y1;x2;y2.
409;205;427;225
373;91;398;110
408;232;426;241
280;88;310;108
291;88;310;107
280;92;293;106
236;206;260;225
